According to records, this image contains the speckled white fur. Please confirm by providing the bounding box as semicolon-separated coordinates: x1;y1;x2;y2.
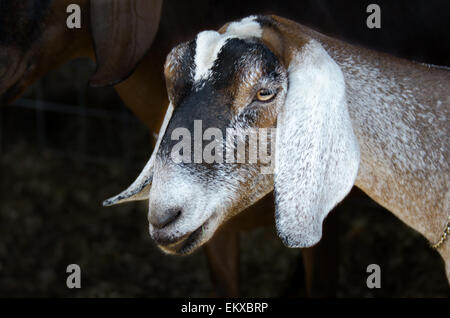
274;41;360;247
322;42;450;279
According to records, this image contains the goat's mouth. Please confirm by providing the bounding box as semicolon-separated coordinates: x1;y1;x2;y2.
152;212;219;255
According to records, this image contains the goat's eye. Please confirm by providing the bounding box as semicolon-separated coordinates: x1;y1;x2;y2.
255;89;276;102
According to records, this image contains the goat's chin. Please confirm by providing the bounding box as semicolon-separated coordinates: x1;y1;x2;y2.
154;211;222;255
157;229;207;255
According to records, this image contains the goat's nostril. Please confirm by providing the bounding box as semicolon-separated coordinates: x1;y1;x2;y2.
150;208;182;229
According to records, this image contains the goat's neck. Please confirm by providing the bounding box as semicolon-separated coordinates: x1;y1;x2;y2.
319;35;449;244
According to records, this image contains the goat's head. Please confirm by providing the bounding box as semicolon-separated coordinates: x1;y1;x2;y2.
0;0;162;103
105;15;360;254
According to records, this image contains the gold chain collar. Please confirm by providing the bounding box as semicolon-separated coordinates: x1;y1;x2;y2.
431;215;450;250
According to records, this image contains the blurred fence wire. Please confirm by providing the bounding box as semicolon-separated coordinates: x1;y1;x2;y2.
0;80;150;168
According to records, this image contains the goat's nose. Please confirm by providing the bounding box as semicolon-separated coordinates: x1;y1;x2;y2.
149;208;182;229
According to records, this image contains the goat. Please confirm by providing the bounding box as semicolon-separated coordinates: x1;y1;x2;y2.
106;15;450;282
0;0;342;296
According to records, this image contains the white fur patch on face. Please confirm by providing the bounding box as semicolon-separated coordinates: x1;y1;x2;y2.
194;31;229;82
193;16;262;82
226;16;263;38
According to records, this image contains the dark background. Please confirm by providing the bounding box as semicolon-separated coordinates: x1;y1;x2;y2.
0;1;449;297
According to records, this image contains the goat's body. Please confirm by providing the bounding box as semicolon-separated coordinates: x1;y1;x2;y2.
104;13;450;285
304;26;450;276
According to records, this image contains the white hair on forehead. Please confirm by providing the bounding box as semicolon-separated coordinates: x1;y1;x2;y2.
194;31;229;82
193;16;262;82
226;16;263;38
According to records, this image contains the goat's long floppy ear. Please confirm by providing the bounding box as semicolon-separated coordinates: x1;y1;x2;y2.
103;103;174;206
274;40;360;247
89;0;163;87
